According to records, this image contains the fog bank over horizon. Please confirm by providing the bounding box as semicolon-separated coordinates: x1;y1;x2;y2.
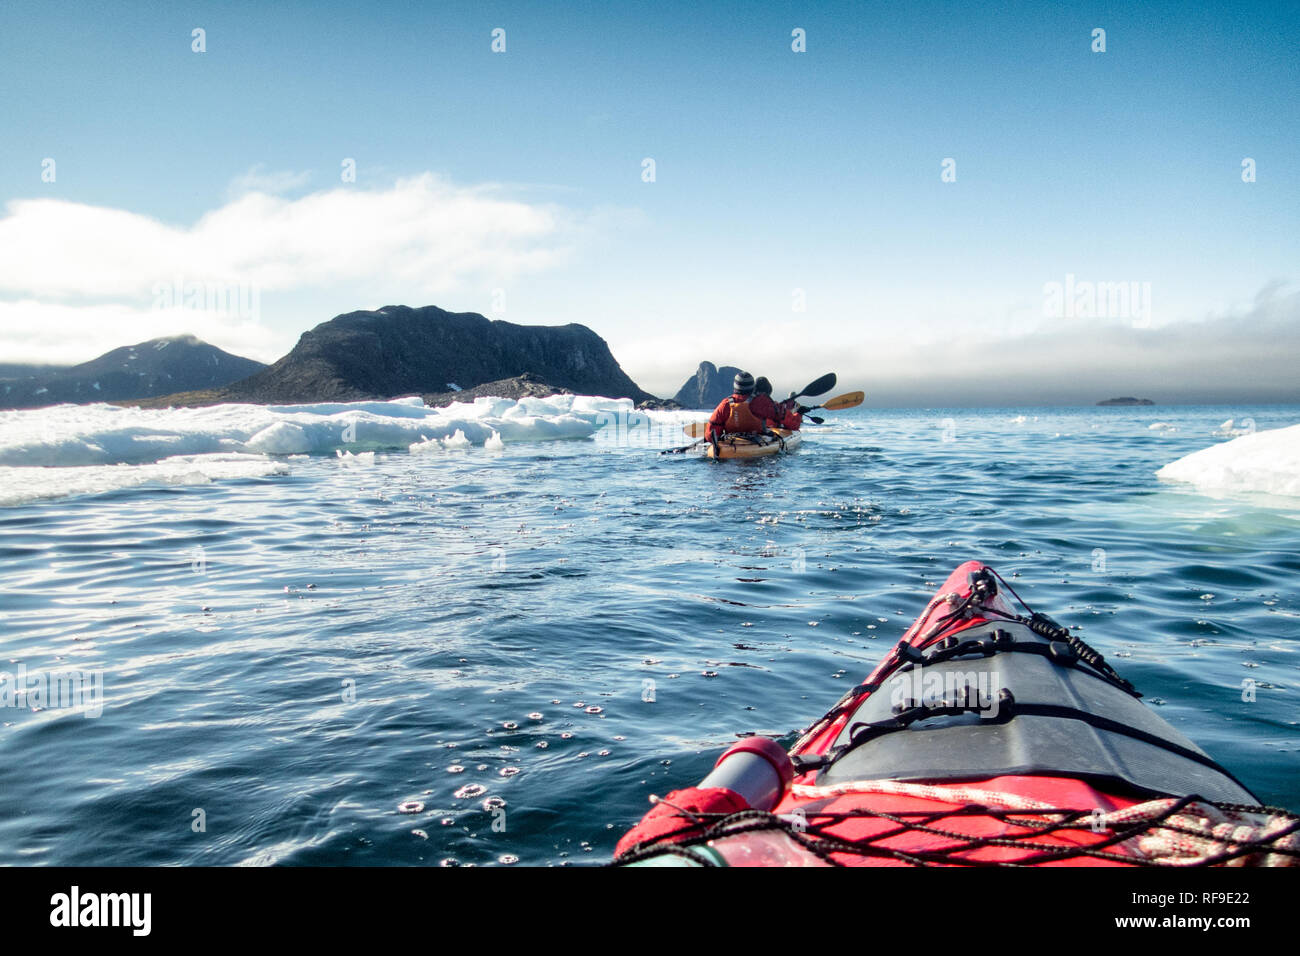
630;287;1300;408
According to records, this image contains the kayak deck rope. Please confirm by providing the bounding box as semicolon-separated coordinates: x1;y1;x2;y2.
786;782;1300;866
979;567;1136;694
715;431;786;450
895;627;1140;698
612;787;1300;867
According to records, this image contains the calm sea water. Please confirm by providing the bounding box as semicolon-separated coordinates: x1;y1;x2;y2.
1;404;1297;865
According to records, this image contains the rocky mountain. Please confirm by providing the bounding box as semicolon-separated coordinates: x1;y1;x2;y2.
673;361;744;409
0;336;266;409
156;305;658;406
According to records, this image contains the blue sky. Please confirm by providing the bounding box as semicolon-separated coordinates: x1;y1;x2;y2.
1;0;1297;402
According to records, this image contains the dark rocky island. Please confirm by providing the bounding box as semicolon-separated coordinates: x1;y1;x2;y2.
132;305;667;408
0;335;265;410
674;361;744;409
1097;397;1155;406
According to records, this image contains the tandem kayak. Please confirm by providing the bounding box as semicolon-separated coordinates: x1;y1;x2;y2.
704;428;802;460
614;561;1299;866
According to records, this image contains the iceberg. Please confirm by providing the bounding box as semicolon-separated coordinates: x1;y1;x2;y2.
1156;424;1300;500
0;394;643;469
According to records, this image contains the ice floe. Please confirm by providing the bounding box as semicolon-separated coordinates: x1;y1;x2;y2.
1157;423;1300;500
0;393;668;504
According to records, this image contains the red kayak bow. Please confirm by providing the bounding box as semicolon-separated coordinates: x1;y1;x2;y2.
614;561;1298;866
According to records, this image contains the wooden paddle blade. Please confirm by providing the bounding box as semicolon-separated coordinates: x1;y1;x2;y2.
822;391;864;411
683;421;708;438
796;372;837;399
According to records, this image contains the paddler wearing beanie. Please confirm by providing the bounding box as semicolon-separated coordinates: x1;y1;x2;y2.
705;371;770;441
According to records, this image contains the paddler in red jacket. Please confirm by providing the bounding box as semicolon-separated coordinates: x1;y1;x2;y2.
705;371;771;441
750;377;803;431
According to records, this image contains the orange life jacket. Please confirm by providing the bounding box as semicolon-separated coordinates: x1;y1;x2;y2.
724;397;767;434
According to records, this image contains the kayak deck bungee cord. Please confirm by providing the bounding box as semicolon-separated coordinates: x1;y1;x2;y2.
613;561;1299;866
704;428;802;460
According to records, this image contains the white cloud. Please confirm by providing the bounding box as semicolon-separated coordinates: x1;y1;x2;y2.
0;299;283;366
0;174;590;363
0;174;578;300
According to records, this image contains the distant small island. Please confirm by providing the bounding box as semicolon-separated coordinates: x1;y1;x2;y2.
1097;397;1155;406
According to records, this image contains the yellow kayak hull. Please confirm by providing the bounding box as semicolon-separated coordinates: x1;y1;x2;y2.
704;429;802;460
